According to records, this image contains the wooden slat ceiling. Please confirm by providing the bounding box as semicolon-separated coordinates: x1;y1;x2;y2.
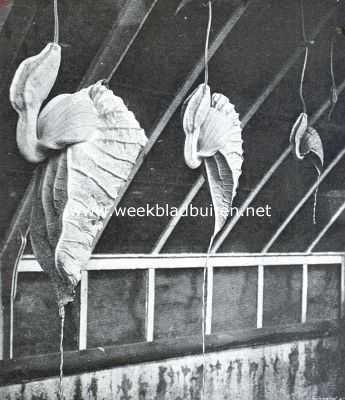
1;0;345;256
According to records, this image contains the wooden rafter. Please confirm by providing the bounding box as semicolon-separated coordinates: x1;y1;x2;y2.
79;0;159;88
0;0;38;97
152;6;337;254
306;200;345;253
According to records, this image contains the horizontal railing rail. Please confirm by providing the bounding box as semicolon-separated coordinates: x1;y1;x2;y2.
18;252;345;272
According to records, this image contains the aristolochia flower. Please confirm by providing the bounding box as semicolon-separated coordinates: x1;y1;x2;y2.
182;84;243;236
10;46;147;306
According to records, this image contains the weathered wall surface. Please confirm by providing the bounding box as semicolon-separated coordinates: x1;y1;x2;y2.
1;336;343;400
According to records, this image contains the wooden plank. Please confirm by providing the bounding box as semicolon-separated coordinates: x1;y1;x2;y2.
152;6;337;254
0;319;339;386
79;271;88;351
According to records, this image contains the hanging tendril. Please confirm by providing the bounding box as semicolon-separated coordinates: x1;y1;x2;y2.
9;230;27;359
58;305;65;400
328;36;338;120
201;5;213;396
299;0;308;114
312;176;320;225
54;0;59;44
299;47;308;114
204;1;212;89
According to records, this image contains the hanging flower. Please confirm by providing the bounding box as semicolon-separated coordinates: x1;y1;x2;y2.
290;112;324;223
182;84;243;236
9;43;61;162
290;113;324;175
10;44;147;306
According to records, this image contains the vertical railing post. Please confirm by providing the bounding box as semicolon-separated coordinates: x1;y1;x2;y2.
257;265;264;328
146;268;155;342
79;270;88;351
205;265;214;335
340;257;345;319
301;264;308;323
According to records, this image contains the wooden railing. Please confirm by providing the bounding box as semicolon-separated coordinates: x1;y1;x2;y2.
15;252;345;354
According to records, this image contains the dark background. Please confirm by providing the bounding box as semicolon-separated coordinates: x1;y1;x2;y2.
0;0;343;356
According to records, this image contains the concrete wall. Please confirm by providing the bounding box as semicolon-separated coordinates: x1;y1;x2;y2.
1;336;343;400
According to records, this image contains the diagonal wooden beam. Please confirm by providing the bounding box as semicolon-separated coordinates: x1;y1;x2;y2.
262;139;345;253
152;6;337;254
0;2;12;32
0;0;38;98
306;199;345;253
153;175;205;253
79;0;159;88
0;0;159;360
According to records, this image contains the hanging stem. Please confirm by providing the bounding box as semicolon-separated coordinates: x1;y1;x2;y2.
9;230;27;360
53;0;59;44
299;0;308;114
201;4;213;397
312;175;320;225
58;305;65;400
330;37;335;85
204;1;212;89
299;46;308;114
328;36;338;120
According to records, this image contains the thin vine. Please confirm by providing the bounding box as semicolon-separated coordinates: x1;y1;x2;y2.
53;0;59;44
299;0;309;114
